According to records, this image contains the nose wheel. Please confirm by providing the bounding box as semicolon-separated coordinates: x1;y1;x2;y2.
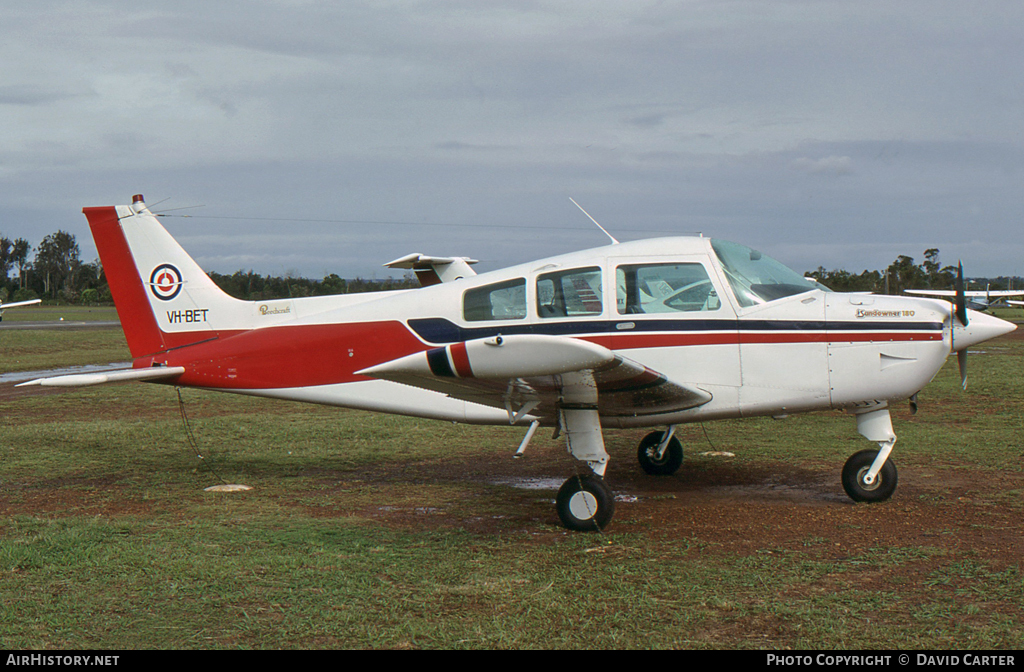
841;449;898;502
556;473;615;532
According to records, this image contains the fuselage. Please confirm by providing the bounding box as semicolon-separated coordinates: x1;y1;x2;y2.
129;234;977;428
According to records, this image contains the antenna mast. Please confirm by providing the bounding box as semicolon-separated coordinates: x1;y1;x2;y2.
569;198;619;245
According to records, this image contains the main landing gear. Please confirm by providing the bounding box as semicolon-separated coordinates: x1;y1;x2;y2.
551;423;683;531
636;427;683;476
553;407;616;532
556;473;616;532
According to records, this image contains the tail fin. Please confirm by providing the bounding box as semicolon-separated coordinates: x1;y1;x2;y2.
85;195;252;358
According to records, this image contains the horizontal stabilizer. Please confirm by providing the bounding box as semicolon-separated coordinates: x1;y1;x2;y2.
384;253;478;286
16;366;185;388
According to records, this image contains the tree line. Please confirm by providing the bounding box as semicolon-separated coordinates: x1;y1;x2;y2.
1;230;1018;306
809;248;961;295
0;230;417;305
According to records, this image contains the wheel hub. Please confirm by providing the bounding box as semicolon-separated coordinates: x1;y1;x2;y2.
568;491;598;520
857;466;881;491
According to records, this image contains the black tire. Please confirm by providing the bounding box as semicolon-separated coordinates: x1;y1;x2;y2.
841;449;898;503
556;474;616;532
637;431;683;476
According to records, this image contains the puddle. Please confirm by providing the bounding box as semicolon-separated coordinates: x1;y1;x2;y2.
204;484;252;493
493;477;640;503
491;477;565;491
0;362;131;384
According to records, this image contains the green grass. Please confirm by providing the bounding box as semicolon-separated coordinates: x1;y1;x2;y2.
0;305;119;323
1;310;128;372
2;324;1023;649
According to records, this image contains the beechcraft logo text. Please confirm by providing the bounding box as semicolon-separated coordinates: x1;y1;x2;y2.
149;264;182;301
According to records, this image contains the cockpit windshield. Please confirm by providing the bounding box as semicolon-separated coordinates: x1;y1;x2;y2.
710;239;824;308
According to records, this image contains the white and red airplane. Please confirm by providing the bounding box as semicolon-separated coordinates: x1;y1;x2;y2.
18;195;1017;531
0;298;42;321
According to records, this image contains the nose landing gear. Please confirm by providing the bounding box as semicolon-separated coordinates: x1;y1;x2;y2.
844;405;899;503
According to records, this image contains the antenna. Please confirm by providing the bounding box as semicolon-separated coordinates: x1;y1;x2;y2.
569;197;619;245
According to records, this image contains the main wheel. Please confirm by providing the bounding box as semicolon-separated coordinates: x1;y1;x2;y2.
556;474;615;532
841;449;898;503
637;431;683;476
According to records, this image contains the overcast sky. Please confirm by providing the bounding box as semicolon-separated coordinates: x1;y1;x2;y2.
3;1;1022;280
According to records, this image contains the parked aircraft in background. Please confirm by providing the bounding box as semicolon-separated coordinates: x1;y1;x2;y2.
0;298;41;321
18;196;1017;530
906;285;1024;311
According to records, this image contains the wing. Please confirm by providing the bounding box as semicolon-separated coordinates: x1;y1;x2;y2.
357;334;712;424
906;289;1024;298
0;299;42;309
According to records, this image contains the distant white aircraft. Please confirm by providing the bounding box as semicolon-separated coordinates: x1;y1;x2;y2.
906;286;1024;311
0;298;41;321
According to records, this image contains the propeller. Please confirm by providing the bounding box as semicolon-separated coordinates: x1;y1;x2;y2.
954;262;969;390
957;350;968;391
954;262;968;328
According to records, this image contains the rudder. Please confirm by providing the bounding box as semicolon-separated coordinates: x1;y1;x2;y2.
84;195;252;358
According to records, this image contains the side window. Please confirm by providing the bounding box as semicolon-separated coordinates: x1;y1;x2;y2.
616;263;720;314
463;278;527;321
536;267;603;318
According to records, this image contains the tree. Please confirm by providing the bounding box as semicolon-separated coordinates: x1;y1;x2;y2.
11;238;30;289
883;254;926;295
34;231;81;299
0;236;11;281
921;248;956;290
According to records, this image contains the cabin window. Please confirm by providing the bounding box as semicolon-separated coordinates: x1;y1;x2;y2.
463;278;527;321
536;267;603;318
616;263;721;314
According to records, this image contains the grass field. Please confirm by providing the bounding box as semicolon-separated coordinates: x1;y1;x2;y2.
1;313;1022;649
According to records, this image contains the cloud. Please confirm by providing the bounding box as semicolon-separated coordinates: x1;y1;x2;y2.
791;155;853;175
1;2;1023;279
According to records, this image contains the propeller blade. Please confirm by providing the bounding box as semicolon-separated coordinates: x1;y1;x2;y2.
955;262;969;327
957;349;968;390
